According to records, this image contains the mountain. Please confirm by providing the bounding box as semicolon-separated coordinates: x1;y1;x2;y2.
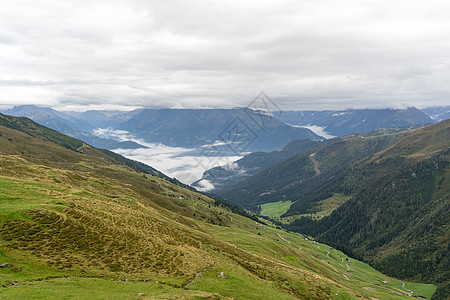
4;105;95;132
119;108;322;153
68;109;142;128
192;138;338;192
422;106;450;122
287;120;450;299
193;127;419;193
4;105;145;150
275;107;433;137
220;128;417;211
218;120;448;299
0;113;436;299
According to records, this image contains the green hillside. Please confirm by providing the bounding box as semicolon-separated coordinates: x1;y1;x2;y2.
0;113;435;299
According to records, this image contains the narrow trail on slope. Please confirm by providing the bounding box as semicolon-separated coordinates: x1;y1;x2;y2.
276;233;291;245
77;143;88;152
309;153;321;176
281;152;322;190
314;243;412;295
183;264;215;289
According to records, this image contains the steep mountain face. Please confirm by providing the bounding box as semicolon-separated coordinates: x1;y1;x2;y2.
119;108;322;152
1;113;432;299
422;106;450;122
192;139;338;192
3;106;144;150
276;107;433;137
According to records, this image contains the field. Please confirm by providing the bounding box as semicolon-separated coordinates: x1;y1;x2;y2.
260;201;292;218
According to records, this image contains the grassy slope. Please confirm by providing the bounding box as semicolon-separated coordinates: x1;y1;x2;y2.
260;201;293;218
0;116;435;299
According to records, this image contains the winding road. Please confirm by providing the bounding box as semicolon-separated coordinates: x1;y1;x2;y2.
402;280;414;295
311;243;416;297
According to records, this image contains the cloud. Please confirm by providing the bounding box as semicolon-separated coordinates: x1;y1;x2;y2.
114;146;242;185
94;127;243;184
288;124;336;139
194;180;215;192
0;0;449;110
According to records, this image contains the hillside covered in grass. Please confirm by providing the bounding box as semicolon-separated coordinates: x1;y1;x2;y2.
0;113;438;299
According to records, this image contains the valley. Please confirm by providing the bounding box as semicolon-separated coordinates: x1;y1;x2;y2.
217;120;449;299
0;113;442;299
1;1;449;298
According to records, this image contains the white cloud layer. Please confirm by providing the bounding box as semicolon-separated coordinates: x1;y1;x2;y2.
114;147;242;185
288;124;336;139
94;128;242;184
1;0;449;110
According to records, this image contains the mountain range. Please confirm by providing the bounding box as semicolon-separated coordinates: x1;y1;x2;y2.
275;107;433;137
193;127;424;192
422;106;450;122
2;105;441;154
117;108;321;152
1;113;439;299
192;138;337;191
3;105;145;150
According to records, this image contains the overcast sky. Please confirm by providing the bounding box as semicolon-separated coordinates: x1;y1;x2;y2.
0;0;449;111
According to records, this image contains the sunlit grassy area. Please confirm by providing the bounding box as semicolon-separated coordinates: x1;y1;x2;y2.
0;277;231;299
197;218;437;300
260;201;292;218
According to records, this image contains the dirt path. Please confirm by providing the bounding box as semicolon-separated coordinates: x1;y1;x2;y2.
281;152;322;190
183;265;215;289
363;282;411;296
320;259;349;280
276;233;291;245
313;243;414;296
76;143;88;152
309;153;321;176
